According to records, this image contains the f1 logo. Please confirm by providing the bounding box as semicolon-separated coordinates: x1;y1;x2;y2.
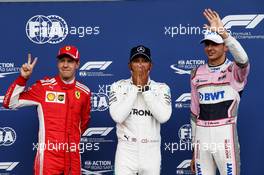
222;14;264;29
177;160;191;169
82;127;114;137
80;61;112;71
175;93;191;102
0;162;19;171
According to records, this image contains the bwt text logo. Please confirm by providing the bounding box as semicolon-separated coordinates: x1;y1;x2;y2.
26;15;100;44
82;127;114;137
222;14;264;29
0;162;19;171
196;163;202;175
176;159;194;174
199;91;225;101
0;127;17;146
171;59;205;75
178;124;192;143
79;61;113;77
227;163;233;175
91;84;111;111
175;93;191;109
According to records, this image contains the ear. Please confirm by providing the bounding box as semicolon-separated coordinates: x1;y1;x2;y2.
128;62;132;71
148;63;153;71
224;44;228;52
76;61;80;69
57;60;60;69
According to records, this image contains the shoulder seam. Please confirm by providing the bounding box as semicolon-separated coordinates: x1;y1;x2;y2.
76;82;90;94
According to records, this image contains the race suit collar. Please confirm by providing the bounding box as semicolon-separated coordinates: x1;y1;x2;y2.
55;75;76;90
207;58;230;72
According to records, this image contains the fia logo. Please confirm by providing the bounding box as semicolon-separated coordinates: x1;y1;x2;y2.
91;85;111;111
26;15;68;44
178;124;192;143
0;127;17;146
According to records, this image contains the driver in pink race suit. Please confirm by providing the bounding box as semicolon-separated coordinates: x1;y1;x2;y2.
190;9;250;175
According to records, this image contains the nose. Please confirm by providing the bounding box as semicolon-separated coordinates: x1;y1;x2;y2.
206;44;213;51
137;61;144;68
63;61;69;67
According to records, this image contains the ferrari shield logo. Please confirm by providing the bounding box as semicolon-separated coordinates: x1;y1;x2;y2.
75;91;81;99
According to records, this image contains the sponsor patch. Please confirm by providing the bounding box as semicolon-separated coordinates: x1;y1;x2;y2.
47;92;56;101
45;91;66;104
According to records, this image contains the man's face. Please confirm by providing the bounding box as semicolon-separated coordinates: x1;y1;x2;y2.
204;40;228;62
129;57;152;73
57;57;79;81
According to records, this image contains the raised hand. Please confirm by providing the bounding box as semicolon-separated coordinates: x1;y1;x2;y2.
21;53;38;79
203;8;228;38
131;67;149;86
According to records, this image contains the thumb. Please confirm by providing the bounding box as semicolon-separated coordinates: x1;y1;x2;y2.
203;24;210;30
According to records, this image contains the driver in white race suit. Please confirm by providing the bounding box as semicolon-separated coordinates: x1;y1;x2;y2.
109;45;172;175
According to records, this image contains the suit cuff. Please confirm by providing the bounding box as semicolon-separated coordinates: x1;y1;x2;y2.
15;76;28;86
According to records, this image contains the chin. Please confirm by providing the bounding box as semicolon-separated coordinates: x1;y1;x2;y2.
61;74;73;79
208;56;217;60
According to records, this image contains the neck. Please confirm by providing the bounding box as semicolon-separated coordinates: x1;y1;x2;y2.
59;75;75;84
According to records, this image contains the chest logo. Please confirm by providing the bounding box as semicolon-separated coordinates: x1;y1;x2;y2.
75;91;81;99
199;91;225;101
45;91;66;104
218;74;227;81
47;93;55;101
58;94;65;101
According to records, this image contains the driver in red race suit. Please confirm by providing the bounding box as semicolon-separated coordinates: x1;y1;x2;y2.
3;46;91;175
190;9;250;175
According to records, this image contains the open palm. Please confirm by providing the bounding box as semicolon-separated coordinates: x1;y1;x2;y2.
203;9;224;33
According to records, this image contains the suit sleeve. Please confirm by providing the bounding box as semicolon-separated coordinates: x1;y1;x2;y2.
142;84;172;124
109;82;138;123
224;35;250;83
190;73;199;144
81;92;91;135
3;76;43;109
